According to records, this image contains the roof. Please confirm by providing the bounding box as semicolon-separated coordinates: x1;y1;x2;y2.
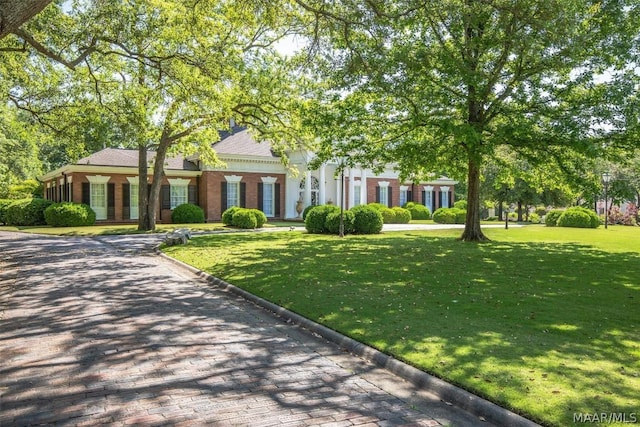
212;126;279;158
76;148;199;171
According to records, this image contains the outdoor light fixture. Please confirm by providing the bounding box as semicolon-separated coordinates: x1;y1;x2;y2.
602;172;611;229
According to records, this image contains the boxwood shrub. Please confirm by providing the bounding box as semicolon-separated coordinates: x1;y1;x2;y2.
231;209;257;229
302;204;315;221
380;207;396;224
325;210;356;234
451;208;466;224
404;202;430;220
557;206;600;228
171;203;205;224
222;206;241;225
4;198;53;226
351;205;383;234
44;202;96;227
391;207;411;224
545;209;564;227
248;209;267;228
432;207;456;224
305;205;340;233
453;200;468;210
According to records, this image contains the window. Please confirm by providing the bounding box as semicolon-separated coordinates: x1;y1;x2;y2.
168;178;190;209
379;186;388;207
399;186;409;207
441;186;450;208
263;183;274;217
424;191;432;211
227;182;239;207
86;175;111;220
299;176;320;206
127;177;139;220
354;184;361;206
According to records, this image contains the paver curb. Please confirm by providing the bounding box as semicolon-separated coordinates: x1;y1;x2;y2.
157;251;540;427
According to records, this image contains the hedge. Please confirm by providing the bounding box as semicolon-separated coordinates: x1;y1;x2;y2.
44;202;96;227
4;198;53;226
404;202;430;220
545;209;564;227
325;210;356;235
305;205;340;233
222;206;241;225
232;209;258;229
0;199;15;225
351;205;383;234
557;207;600;229
432;207;456;224
171;203;205;224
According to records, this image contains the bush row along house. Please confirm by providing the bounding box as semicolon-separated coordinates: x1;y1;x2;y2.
40;126;457;223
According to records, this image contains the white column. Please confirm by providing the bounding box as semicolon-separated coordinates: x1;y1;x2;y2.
319;164;326;205
360;168;367;205
348;168;356;209
304;170;312;207
285;174;298;218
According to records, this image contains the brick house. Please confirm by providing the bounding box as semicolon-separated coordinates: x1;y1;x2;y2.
40;126;457;223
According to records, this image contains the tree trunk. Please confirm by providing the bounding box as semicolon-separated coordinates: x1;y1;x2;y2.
147;136;172;232
0;0;52;39
517;201;523;221
460;157;489;242
138;145;152;231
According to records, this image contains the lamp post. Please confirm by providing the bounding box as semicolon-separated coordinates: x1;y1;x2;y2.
339;165;345;237
602;172;611;229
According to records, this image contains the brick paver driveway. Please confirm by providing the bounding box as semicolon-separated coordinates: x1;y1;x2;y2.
0;231;485;426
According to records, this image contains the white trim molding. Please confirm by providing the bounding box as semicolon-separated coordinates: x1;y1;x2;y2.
86;175;111;184
378;181;390;188
261;176;278;184
126;176;140;185
440;186;450;192
423;185;434;192
224;175;243;183
168;178;191;186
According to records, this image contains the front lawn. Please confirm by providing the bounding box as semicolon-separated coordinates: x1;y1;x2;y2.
162;226;640;426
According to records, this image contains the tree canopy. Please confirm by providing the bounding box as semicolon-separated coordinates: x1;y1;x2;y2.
297;0;640;240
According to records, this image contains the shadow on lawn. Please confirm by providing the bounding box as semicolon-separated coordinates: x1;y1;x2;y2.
183;232;640;426
0;232;439;426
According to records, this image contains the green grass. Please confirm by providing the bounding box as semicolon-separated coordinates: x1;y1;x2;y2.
163;225;640;426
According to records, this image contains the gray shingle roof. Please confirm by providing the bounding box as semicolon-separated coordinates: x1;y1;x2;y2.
212;127;279;158
76;148;199;171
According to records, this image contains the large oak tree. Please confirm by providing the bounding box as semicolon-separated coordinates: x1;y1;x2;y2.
297;0;639;241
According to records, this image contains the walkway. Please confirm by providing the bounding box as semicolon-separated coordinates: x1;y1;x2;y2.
0;231;490;426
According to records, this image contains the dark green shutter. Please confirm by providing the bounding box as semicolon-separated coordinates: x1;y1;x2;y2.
274;183;281;217
161;185;171;209
421;190;425;206
431;191;436;211
388;187;393;207
82;183;90;205
221;181;227;211
407;191;412;203
258;183;263;211
107;183;115;220
188;185;197;205
449;191;453;208
375;186;380;203
240;182;246;208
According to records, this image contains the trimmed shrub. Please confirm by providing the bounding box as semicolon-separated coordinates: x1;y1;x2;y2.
432;207;456;224
325;210;356;234
545;209;564;227
222;206;241;225
528;212;541;224
453;200;468;210
367;202;386;211
44;202;96;227
305;205;340;233
451;208;466;224
232;209;257;229
302;204;315;221
404;202;430;220
171;203;205;224
351;205;383;234
557;207;599;229
4;198;53;226
380;207;395;224
391;207;411;224
249;209;267;228
0;199;15;225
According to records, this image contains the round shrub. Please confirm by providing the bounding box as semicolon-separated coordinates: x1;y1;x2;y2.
232;209;257;229
44;202;96;227
302;204;315;221
380;207;395;224
545;209;564;226
432;207;456;224
404;202;430;220
222;206;241;225
305;205;339;233
367;203;386;211
249;209;267;228
351;205;383;234
391;207;411;224
324;210;356;234
4;198;53;226
171;203;205;224
557;206;600;228
453;200;467;210
451;208;466;224
528;212;541;224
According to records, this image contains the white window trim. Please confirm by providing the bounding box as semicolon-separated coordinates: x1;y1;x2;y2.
224;175;243;183
378;181;389;206
86;175;111;185
378;181;390;188
168;178;190;210
261;176;277;184
67;176;72;183
423;185;434;192
440;186;450;192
